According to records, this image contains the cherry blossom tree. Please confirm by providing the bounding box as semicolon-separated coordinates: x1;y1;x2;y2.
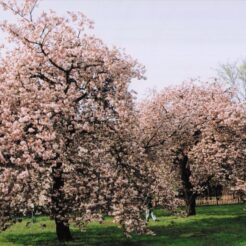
138;82;246;215
0;0;151;241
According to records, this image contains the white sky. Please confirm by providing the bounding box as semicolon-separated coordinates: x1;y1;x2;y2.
1;0;246;99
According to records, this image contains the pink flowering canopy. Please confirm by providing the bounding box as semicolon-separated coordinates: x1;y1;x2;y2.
0;0;151;240
138;82;246;214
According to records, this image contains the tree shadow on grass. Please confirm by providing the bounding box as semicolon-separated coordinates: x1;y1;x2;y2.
151;215;246;246
3;215;246;246
3;227;142;246
4;232;58;246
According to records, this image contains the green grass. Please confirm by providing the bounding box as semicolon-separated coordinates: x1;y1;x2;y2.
0;204;245;246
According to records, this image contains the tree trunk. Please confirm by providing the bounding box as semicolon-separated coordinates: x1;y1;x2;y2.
178;154;197;216
52;162;72;241
55;219;72;242
185;194;196;216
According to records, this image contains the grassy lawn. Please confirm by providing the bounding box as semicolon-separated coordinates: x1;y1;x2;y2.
0;204;245;246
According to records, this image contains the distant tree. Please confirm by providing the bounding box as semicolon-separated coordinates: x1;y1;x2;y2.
217;61;246;205
138;83;246;216
217;60;246;101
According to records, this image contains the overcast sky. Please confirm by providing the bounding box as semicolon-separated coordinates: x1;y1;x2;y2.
1;0;246;98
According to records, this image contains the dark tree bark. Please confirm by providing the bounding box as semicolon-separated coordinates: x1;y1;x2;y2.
52;162;72;241
178;154;197;216
55;218;72;242
185;193;196;216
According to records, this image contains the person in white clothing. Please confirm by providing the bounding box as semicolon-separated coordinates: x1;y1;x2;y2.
145;195;159;222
